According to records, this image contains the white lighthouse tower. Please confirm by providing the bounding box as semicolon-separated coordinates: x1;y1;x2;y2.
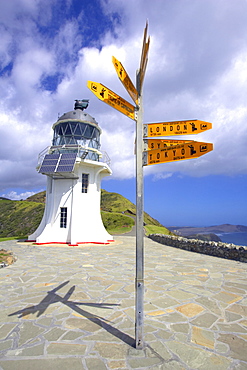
29;100;113;245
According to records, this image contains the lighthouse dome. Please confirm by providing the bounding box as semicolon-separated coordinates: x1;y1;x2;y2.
51;100;102;161
56;108;99;127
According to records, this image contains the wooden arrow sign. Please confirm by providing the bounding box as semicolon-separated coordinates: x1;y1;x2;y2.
112;56;138;105
137;21;150;93
87;81;135;120
143;141;213;166
143;120;212;137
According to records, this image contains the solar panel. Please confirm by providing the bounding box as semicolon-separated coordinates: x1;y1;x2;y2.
44;154;60;160
56;153;76;172
41;159;59;166
39;153;77;174
39;155;59;173
56;165;75;172
58;159;76;165
39;165;57;173
61;153;77;159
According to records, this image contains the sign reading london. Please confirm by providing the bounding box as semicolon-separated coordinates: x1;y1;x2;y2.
87;81;135;120
143;120;212;137
143;141;213;166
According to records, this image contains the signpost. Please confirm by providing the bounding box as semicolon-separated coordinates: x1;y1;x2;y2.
112;56;138;104
87;21;213;350
139;21;150;91
143;138;193;151
143;141;213;166
134;21;150;350
143;120;212;137
87;81;135;120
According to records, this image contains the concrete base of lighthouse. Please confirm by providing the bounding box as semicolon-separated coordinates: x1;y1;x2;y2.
28;159;113;245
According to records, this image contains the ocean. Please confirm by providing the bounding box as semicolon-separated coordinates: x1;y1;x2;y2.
216;232;247;247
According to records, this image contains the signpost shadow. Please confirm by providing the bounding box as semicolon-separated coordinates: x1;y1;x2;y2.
8;280;135;347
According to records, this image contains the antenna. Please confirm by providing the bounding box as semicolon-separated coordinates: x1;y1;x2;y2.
74;99;89;111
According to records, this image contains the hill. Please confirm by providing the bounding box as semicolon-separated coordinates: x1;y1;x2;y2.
26;192;46;204
0;199;44;238
169;224;247;236
0;190;171;238
186;233;222;242
100;189;163;227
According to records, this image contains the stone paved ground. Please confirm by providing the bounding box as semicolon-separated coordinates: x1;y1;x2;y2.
0;236;246;370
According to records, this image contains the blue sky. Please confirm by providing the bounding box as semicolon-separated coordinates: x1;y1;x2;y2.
0;0;246;227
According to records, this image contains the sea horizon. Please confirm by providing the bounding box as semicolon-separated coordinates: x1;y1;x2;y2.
216;232;247;247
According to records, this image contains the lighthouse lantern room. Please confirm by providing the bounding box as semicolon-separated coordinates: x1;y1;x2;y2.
29;100;113;245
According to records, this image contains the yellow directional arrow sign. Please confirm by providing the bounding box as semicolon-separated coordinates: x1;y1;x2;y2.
143;120;212;137
143;141;213;166
143;139;193;151
112;56;138;105
87;81;135;120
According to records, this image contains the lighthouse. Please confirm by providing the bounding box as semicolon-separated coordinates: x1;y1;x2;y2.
29;100;113;245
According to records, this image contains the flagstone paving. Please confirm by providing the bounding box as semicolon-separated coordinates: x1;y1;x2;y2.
0;235;246;369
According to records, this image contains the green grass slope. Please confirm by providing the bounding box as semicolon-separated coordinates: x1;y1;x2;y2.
101;189;163;227
0;200;44;238
0;189;172;238
101;211;135;235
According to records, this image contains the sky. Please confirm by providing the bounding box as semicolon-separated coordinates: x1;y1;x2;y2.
0;0;247;227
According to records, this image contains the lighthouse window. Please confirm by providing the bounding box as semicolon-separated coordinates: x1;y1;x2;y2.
53;121;100;149
60;207;67;228
82;173;89;193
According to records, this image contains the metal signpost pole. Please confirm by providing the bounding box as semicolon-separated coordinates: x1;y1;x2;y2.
88;21;150;348
87;22;214;350
134;21;149;350
135;73;144;349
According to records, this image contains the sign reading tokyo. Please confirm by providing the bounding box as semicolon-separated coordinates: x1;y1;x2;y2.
143;120;212;137
143;141;213;166
87;81;135;120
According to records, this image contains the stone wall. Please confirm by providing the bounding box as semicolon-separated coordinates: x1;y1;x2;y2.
148;234;247;263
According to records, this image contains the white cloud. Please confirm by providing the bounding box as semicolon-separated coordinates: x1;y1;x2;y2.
12;49;54;88
0;191;36;200
151;172;173;181
0;0;247;196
